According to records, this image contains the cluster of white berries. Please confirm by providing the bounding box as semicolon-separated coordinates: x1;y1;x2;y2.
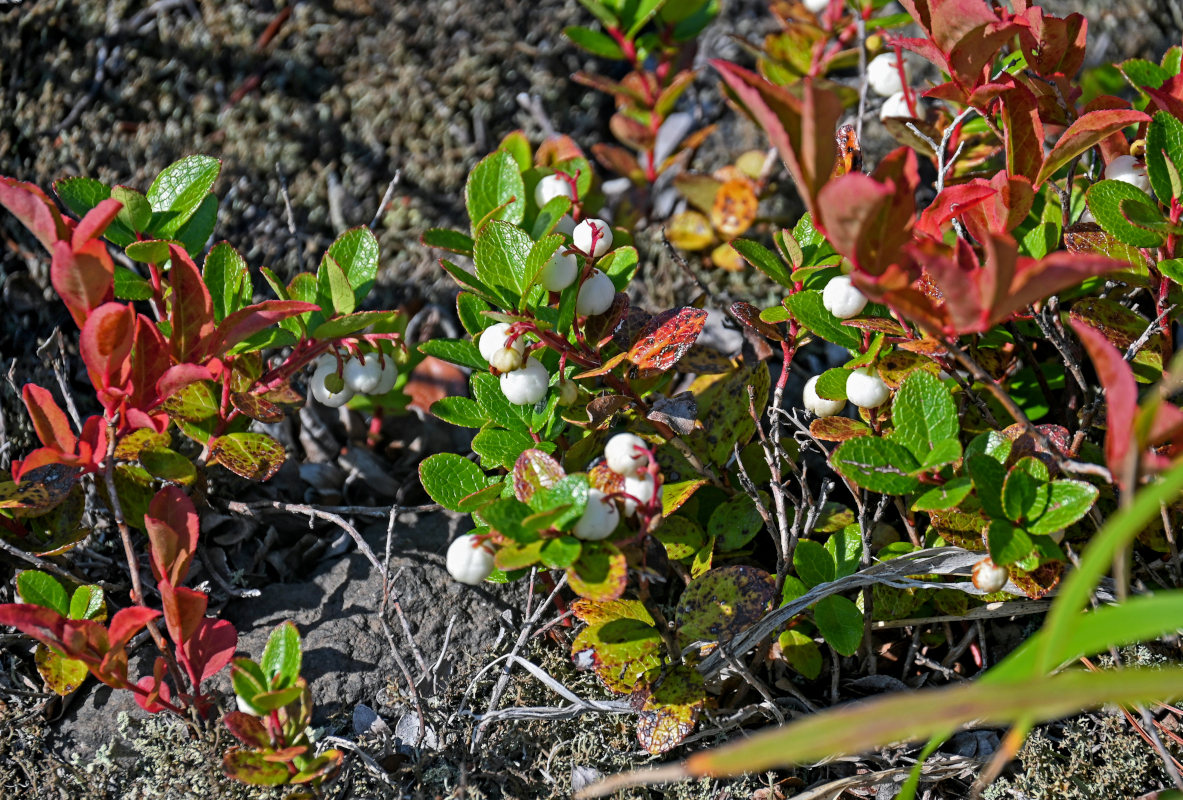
573;218;616;317
866;52;920;122
478;322;550;406
309;350;398;408
444;433;659;585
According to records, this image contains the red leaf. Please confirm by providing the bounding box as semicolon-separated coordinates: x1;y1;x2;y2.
129;313;171;410
1036;108;1150;186
0;603;68;651
181;617;237;688
1071;320;1138;485
22;384;77;454
134;658;172;713
51;240;114;328
166;244;216;363
223;711;270;748
916;181;997;240
80;302;135;392
207;300;319;358
10;448;77;485
999;83;1044;183
145;486;200;587
71;198;124;251
1018;7;1087;78
627;307;709;378
162;585;209;651
154;363;215;407
108;606;162;650
0;177;72;252
1145;85;1183;121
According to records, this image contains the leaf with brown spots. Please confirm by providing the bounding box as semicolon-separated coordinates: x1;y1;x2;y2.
831;123;863;178
1008;561;1063;599
628;308;709;379
513;449;565;504
674;565;776;645
567;542;628;601
810;416;869;442
209;433;285;481
674;344;734;375
730;301;784;341
635;666;706;754
648;392;699;437
710;178;759;240
0;464;79;518
230;392;284;424
878;350;941;389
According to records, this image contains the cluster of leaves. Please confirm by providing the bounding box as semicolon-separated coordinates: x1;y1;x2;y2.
420;0;1183;761
0;156;406;789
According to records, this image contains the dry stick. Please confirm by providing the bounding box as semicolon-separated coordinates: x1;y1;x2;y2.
222;500;383;573
369;172;402;231
276;166;305;274
718;643;784;725
0;537;99;589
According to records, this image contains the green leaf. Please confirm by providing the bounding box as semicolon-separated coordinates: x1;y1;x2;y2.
316;254;355;317
966;454;1007;519
418;454;494;512
1146;111;1183;202
326;226;380;305
16;570;68;616
223;750;292;786
474;220;534;299
531;196;572;239
110;185;152;234
125;239;176;263
175;193;218;257
430;396;488;428
310;310;400;340
708;492;766;551
472;428;545;470
793;539;834;588
785;290;862;351
418;338;487;370
572;618;662;667
732;238;793;289
1118;196;1179;235
114;265;154;301
203;242;251;322
889;371;958;462
825;526;862;579
466;150;526;232
813;595;863;656
530;474;589;532
421;227;475;256
55;177;135;246
146;155;221;238
457;292;493;336
987;519;1035;566
831;437;922;494
1085;179;1165;248
35;644;88;695
920;438;962;471
68;585;105;621
599;246;639;293
1027;480;1099;535
814;368;850;400
261;621;301;688
564;25;626;58
139;447;198;486
471;371;532;432
1001;465;1042;523
541;536;583;569
911;477;973;512
654;516;706;560
778;629;822;679
522;233;566;301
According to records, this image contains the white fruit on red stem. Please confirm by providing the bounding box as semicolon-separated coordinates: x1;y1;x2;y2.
576;269;615;316
446;534;495;585
972;557;1009;593
822;274;869;319
880;90;917;121
1105;155;1152;195
490;346;525;373
573;488;620;541
573;218;613;258
500;356;549;405
604;432;648;477
802;375;845;418
371;356;399;395
557;378;578;406
867;53;908;98
478;322;525;363
343;355;384;394
311;361;355;408
846;366;891;409
540;250;578;291
554;215;577;237
534;173;576;208
622;472;659;517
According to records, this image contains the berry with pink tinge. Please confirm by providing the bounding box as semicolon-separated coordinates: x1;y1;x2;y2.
573;488;620;541
540;250;578;291
822;274;869;319
446;534;496;585
972;557;1009;594
846;367;891;409
573;218;613;258
604;432;648;477
622;472;660;517
534;173;576;208
478;322;525;363
576;269;615;316
802;375;845;418
499;356;549;405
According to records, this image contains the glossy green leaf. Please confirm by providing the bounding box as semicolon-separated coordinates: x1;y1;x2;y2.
813;595;863;656
146;155;221;238
16;570;68;616
418;454;494;512
261;621;301;688
466;149;526;231
831;436;922;494
1085;179;1165;248
890;371;958;462
793;540;834;588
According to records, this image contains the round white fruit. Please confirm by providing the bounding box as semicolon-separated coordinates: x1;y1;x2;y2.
573;218;613;258
236;695;264;716
342;355;384;394
1105;155;1152;195
490;345;525;373
822;275;869;319
573;488;620;541
576;269;615;316
802;0;829;12
880;91;917;121
500;356;549;406
802;375;846;418
478;322;525;363
846;366;891;409
557;378;579;406
311;361;355;408
604;432;649;477
622;472;660;516
446;534;496;585
371;356;399;395
972;557;1009;593
866;53;909;98
535;174;576;207
554;215;577;237
540;250;578;291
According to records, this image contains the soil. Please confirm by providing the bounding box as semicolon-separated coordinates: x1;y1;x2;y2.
1;0;1180;798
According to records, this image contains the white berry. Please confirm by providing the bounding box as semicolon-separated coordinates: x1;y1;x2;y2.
623;472;660;517
867;53;909;98
554;215;577;237
236;695;264;716
846;367;891;409
446;534;496;585
371;356;399;395
540;250;578;292
802;0;829;12
880;91;917;121
972;557;1009;594
605;432;649;477
478;322;525;363
576;269;615;316
822;275;869;319
500;356;549;406
342;355;384;394
490;345;525;373
573;488;620;541
1105;155;1152;195
557;378;578;406
573;218;613;258
535;174;576;208
311;361;355;408
802;375;845;418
